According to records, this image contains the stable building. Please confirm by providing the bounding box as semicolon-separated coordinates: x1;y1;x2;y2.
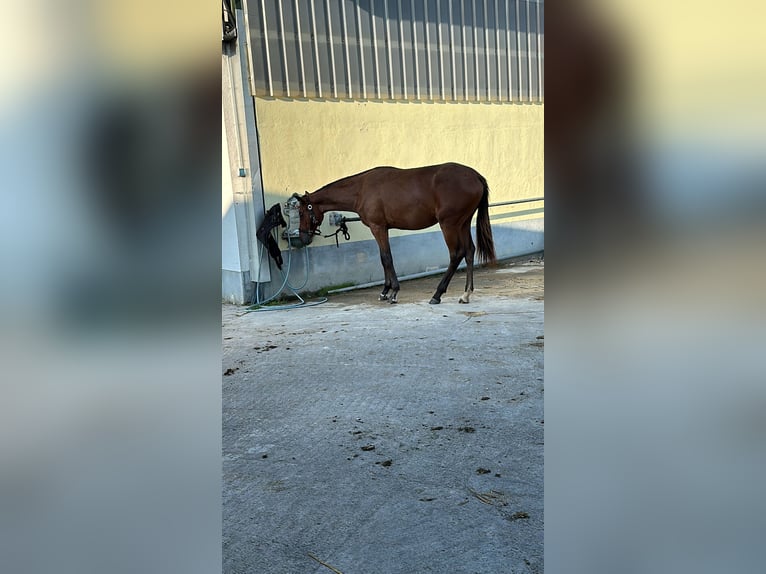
223;0;544;304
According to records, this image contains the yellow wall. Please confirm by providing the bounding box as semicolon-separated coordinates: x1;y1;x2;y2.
254;98;544;246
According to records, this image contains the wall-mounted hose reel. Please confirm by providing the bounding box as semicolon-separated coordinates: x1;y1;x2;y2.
281;196;312;248
249;201;359;311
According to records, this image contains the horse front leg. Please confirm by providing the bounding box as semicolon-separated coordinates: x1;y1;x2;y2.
379;251;400;303
371;226;400;304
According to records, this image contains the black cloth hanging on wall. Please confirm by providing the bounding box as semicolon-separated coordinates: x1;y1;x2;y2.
256;203;288;269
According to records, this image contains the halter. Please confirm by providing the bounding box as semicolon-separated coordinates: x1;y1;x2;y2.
289;192;352;247
291;193;322;236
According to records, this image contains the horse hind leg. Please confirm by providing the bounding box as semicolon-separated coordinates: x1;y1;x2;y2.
430;226;466;305
430;252;464;305
458;232;476;304
386;251;401;304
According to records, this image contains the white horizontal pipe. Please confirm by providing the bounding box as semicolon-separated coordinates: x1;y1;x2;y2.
325;252;543;295
326;267;458;294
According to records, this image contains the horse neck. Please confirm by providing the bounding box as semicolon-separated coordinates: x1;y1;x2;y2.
310;179;361;213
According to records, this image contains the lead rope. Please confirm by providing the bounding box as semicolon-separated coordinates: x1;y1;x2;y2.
322;220;351;248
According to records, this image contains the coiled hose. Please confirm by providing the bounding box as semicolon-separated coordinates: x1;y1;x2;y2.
245;207;327;312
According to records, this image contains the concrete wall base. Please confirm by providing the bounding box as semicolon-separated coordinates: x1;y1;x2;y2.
222;269;254;304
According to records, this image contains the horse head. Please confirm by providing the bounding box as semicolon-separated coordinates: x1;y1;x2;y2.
291;191;323;245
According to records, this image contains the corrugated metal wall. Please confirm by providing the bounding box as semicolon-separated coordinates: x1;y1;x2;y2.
246;0;543;102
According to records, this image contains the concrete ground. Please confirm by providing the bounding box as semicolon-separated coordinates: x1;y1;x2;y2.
223;255;544;574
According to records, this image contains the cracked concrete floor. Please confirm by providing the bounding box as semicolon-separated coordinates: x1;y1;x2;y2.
223;256;543;574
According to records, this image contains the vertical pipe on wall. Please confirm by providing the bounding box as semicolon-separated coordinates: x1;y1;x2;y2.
537;0;543;101
515;0;523;101
437;0;445;100
472;0;479;101
505;0;512;101
411;0;420;100
398;0;408;99
480;0;489;101
424;0;432;100
294;0;308;97
370;0;381;99
355;0;367;99
494;0;501;101
449;0;457;100
276;0;290;96
309;0;323;97
483;0;491;101
242;1;258;96
225;54;245;171
260;0;274;96
526;0;533;101
325;0;338;98
460;0;467;101
384;0;394;98
340;0;353;98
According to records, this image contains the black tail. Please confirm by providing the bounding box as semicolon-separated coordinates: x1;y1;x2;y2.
475;174;496;265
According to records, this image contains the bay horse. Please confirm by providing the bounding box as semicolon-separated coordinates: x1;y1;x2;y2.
292;162;496;304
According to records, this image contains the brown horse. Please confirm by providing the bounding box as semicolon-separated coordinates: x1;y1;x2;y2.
292;162;496;304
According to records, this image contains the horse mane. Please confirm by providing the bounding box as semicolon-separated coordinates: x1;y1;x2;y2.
315;166;392;193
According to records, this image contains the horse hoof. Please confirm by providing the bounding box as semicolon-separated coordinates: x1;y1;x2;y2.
458;299;468;304
379;294;388;301
389;299;398;304
429;298;441;305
